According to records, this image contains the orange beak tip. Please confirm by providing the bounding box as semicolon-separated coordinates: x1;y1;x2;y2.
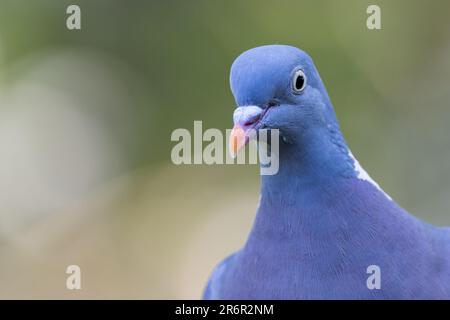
229;125;246;157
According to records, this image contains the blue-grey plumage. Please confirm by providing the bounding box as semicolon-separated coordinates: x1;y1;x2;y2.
204;45;450;299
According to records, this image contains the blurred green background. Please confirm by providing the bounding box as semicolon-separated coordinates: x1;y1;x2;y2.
0;0;450;298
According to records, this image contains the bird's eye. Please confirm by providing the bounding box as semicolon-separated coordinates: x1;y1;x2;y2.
292;69;306;93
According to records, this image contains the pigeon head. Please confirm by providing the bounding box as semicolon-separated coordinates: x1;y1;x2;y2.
229;45;339;156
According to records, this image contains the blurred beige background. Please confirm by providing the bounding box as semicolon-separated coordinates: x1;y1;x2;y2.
0;0;450;298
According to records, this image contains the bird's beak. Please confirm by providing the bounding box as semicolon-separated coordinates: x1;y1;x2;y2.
230;105;263;158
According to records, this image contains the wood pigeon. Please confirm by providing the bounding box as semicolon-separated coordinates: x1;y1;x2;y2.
203;45;450;299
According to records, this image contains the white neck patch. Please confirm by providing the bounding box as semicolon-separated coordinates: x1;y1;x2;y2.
347;149;392;201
